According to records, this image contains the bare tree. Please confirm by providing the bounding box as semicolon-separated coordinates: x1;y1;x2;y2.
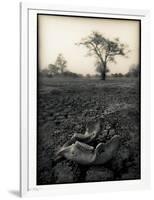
77;31;129;80
55;54;67;74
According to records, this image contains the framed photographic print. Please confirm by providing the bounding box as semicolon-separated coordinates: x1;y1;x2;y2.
20;2;150;197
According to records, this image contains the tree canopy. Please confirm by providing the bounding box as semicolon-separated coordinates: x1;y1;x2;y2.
77;31;129;80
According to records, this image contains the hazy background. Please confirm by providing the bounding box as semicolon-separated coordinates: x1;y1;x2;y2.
38;15;140;75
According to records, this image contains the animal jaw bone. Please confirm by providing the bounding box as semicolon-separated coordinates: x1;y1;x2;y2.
65;120;101;146
55;120;101;160
55;135;121;165
94;135;121;165
56;141;96;165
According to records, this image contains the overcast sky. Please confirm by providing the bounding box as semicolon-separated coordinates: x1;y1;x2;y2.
38;15;140;75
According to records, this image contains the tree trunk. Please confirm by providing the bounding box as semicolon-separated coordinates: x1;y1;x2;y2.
101;71;106;80
101;63;106;80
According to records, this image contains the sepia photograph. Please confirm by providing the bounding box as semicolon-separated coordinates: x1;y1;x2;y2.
37;14;141;185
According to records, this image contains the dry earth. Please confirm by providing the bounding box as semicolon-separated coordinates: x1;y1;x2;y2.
37;77;140;185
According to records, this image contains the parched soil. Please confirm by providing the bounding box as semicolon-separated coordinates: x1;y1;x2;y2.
37;77;140;185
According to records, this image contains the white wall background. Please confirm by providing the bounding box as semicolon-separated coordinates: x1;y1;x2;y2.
0;0;153;199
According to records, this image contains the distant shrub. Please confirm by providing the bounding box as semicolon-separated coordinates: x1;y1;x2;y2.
125;64;139;77
62;71;82;78
86;74;91;78
48;64;59;76
111;73;124;78
39;69;51;77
